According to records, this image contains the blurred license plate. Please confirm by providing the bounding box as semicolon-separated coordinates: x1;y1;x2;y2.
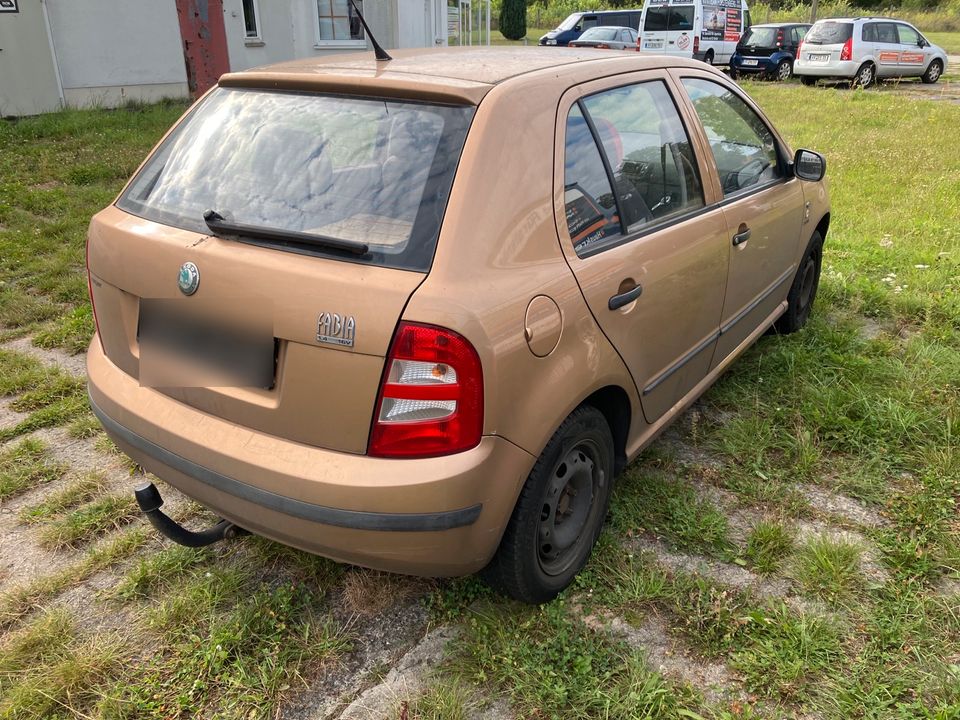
743;59;759;66
645;39;663;48
138;299;275;388
810;53;830;62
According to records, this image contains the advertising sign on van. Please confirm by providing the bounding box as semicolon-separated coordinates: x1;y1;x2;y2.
702;0;741;41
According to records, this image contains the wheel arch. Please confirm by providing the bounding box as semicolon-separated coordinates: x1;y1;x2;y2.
814;212;830;241
580;385;632;476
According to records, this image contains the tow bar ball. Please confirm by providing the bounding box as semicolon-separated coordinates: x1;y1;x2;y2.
134;481;248;548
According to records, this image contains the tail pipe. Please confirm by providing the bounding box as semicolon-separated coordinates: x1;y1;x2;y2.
134;481;248;548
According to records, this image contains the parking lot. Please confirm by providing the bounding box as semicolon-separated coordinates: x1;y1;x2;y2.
0;74;958;719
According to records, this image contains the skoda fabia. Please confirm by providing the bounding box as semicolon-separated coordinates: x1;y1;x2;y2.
87;47;830;603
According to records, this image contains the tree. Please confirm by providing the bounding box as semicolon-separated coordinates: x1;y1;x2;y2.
500;0;526;40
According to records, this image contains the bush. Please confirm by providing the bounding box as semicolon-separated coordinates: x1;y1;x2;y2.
500;0;527;39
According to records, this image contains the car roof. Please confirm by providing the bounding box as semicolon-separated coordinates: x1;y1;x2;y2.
583;25;636;30
219;47;710;106
750;22;810;28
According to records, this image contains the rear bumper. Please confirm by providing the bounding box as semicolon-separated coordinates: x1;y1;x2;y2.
793;59;858;77
87;339;535;576
731;54;779;73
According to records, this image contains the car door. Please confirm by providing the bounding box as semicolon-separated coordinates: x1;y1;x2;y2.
677;73;805;366
870;22;902;77
895;23;928;77
554;73;729;424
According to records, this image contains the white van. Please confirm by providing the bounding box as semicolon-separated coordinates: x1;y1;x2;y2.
638;0;752;65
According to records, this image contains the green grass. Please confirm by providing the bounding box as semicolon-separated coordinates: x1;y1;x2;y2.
926;31;960;53
0;349;89;441
0;438;65;501
743;520;795;575
792;534;865;600
19;471;107;524
38;493;140;549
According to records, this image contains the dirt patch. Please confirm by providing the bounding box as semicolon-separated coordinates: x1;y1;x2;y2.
585;609;744;705
0;397;29;433
337;569;431;620
798;484;888;529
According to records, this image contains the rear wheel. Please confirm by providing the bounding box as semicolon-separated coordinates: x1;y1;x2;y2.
852;62;876;88
482;405;615;604
729;67;741;80
775;231;823;334
775;59;793;81
800;75;818;86
921;59;943;84
704;50;715;65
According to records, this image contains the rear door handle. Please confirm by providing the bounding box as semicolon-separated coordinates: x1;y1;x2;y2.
732;226;752;246
608;283;643;310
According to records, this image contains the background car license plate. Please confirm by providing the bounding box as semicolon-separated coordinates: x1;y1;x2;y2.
645;40;663;48
743;59;759;66
810;53;830;62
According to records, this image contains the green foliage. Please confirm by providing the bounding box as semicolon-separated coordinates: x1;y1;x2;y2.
744;520;795;575
499;0;527;40
0;438;65;501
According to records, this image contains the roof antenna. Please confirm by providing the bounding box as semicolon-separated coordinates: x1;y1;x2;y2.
349;0;393;62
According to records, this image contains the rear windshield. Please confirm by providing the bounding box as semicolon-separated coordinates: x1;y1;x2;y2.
643;6;694;32
740;26;778;46
804;21;852;44
118;88;474;272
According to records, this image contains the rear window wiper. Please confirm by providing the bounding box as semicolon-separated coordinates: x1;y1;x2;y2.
203;209;369;256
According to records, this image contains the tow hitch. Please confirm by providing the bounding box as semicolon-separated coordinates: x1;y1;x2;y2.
134;481;249;548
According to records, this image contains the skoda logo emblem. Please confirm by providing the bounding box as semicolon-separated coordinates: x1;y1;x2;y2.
178;262;200;296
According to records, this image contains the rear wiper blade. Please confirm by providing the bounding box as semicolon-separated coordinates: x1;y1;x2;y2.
203;209;369;256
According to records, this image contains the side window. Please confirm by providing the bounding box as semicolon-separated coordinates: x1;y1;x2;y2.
681;78;783;197
563;105;622;256
862;23;876;43
563;81;705;255
581;15;599;30
621;29;631;43
897;24;920;45
876;23;899;44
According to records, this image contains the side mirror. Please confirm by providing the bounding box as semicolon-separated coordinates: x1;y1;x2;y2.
918;39;927;47
793;149;826;182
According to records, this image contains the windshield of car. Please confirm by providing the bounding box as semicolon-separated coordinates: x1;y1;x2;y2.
643;6;695;32
740;26;778;46
581;27;621;41
557;13;582;30
118;88;474;272
804;21;853;44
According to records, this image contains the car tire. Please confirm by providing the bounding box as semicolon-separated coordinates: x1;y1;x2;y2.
704;50;715;65
852;62;876;88
921;59;943;84
776;59;793;81
481;405;615;604
775;230;823;334
730;67;741;80
800;75;818;86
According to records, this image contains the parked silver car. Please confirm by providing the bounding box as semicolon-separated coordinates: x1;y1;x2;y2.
794;17;947;87
569;26;639;50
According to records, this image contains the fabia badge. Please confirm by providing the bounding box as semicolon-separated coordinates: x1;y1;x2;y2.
317;312;355;348
178;262;200;296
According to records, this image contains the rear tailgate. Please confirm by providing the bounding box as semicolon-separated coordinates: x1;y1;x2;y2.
88;206;422;454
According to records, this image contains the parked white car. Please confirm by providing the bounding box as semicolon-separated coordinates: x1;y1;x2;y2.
793;17;948;87
637;0;751;65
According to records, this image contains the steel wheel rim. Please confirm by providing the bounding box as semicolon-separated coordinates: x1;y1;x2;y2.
538;441;604;576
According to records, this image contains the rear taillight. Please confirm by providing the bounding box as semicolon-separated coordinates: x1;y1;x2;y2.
797;38;803;56
776;29;783;47
840;37;852;60
636;36;641;52
85;236;102;349
693;35;700;54
368;322;483;458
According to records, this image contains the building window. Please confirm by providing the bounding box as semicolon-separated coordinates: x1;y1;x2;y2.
317;0;365;43
242;0;260;39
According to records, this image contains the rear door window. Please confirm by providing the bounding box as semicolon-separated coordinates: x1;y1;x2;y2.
644;6;694;32
563;80;705;256
118;88;473;272
681;78;783;196
805;21;853;44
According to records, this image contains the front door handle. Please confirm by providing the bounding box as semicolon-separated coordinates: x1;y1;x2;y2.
608;283;643;310
732;225;752;246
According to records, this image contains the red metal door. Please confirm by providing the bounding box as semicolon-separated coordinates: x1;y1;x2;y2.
175;0;231;96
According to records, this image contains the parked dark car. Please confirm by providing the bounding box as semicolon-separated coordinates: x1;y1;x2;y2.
569;26;639;50
539;9;643;46
730;23;811;80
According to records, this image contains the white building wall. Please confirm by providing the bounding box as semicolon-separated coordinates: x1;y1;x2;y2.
45;0;188;108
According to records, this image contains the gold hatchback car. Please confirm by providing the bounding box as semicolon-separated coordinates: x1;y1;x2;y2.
87;48;830;603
